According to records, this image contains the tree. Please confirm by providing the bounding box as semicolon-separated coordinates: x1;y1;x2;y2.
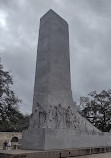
80;90;111;132
0;58;29;131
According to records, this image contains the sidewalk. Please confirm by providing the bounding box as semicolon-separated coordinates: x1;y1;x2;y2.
0;149;111;158
72;152;111;158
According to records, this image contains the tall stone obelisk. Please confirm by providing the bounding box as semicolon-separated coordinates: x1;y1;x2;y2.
22;10;110;150
32;9;74;112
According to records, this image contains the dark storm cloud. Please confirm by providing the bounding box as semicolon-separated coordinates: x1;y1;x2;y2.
62;0;111;103
0;0;111;113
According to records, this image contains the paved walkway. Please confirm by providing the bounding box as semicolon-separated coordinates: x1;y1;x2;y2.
0;150;111;158
72;152;111;158
0;149;39;154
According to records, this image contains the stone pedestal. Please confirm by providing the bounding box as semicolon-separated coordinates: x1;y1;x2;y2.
22;128;110;150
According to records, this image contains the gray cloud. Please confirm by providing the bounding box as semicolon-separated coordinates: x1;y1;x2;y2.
0;0;111;113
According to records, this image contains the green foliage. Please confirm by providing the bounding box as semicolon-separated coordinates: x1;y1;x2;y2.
0;105;30;132
80;90;111;132
0;58;29;132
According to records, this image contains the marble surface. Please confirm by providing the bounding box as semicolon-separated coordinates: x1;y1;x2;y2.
22;10;111;150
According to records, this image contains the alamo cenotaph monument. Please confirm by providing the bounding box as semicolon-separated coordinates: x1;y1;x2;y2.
22;9;111;150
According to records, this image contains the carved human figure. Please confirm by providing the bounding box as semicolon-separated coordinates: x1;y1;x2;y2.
52;106;58;128
56;104;64;128
31;103;46;128
38;105;47;128
65;106;72;129
47;105;53;128
35;103;41;127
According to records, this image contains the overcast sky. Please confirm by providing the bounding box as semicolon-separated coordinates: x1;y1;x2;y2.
0;0;111;114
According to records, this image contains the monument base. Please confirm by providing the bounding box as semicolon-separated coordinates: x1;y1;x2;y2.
21;128;110;150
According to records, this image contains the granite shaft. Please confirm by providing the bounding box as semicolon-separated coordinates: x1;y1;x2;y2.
33;10;73;112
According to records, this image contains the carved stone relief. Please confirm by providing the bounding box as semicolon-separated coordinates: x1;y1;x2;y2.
29;103;102;135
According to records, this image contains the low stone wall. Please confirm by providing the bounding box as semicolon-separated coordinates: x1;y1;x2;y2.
0;132;22;148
